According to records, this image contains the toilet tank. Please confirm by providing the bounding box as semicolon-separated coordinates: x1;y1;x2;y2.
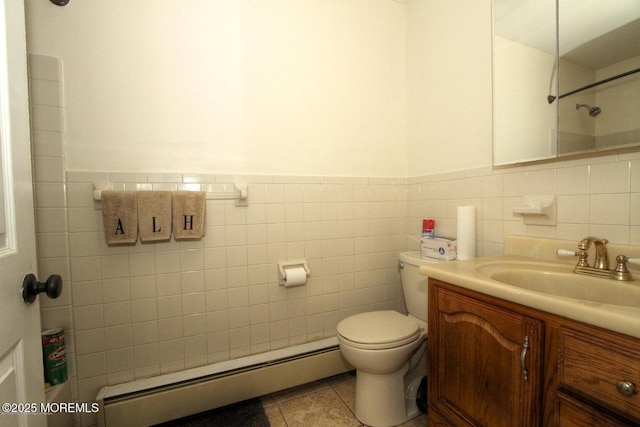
399;251;441;322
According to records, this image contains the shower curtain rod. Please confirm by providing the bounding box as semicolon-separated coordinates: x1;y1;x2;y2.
549;67;640;103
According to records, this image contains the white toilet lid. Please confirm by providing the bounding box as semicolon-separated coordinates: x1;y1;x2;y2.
337;311;420;349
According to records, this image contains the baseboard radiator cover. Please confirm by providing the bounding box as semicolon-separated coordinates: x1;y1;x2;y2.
96;337;351;427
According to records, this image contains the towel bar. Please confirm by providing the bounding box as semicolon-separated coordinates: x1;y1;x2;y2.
92;184;249;207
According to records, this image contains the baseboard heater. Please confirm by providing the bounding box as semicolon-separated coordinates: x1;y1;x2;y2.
96;337;351;427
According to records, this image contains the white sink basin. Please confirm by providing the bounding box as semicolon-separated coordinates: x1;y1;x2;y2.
476;261;640;308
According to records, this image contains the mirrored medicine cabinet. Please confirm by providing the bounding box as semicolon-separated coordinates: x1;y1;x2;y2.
493;0;640;166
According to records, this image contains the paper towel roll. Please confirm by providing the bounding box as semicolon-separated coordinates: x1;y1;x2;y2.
457;205;476;260
283;266;307;287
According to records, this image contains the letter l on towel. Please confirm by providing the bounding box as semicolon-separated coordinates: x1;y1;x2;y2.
138;191;172;242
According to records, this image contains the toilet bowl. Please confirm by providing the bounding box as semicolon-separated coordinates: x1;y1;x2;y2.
336;252;437;427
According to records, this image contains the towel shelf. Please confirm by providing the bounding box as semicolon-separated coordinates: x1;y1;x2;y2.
93;184;249;207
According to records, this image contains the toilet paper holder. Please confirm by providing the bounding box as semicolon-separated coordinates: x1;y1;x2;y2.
278;260;311;285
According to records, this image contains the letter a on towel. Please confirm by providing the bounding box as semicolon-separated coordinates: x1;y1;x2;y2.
172;191;206;241
101;191;138;245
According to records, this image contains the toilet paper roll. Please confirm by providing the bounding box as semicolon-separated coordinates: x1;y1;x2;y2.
283;266;307;287
457;205;476;260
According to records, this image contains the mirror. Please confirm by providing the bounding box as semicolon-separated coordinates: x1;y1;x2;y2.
557;1;640;156
492;0;640;165
492;0;558;165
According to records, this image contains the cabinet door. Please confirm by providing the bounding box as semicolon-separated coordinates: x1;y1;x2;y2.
428;282;543;427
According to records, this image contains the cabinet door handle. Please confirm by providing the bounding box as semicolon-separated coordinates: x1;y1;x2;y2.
520;336;530;382
616;380;635;396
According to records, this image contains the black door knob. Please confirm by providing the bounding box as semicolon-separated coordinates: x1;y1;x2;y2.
22;274;63;304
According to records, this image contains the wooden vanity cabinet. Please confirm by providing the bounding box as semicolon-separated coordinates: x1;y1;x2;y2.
428;278;640;427
428;280;544;427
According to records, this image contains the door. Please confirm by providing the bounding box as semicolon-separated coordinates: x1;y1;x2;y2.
0;1;46;426
428;282;543;427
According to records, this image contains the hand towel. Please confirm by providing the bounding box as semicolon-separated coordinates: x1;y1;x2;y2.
172;191;206;241
137;191;172;243
101;190;138;245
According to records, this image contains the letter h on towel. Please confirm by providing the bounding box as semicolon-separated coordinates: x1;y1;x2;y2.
172;191;206;241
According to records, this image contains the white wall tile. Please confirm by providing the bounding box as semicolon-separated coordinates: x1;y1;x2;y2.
100;255;130;279
75;329;105;355
557;195;590;224
74;305;104;330
591;161;630;194
631;160;640;193
157;295;182;318
183;314;206;337
34;159;636;417
28;54;61;81
155;251;181;274
132;321;159;346
98;279;128;304
30;79;63;106
34;157;65;182
589;194;629;225
76;353;106;379
158;317;183;341
31;131;64;157
35;183;66;208
556;165;589;195
103;301;131;327
133;343;159;368
182;292;205;315
525;169;556;195
106;348;133;374
630;193;640;226
131;298;158;322
180;270;204;294
31;105;64;132
36;208;68;233
104;325;132;350
72;281;103;307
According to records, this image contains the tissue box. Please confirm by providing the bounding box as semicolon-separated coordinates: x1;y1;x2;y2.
421;237;457;261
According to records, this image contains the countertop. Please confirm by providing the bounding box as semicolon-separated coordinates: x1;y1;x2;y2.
418;236;640;339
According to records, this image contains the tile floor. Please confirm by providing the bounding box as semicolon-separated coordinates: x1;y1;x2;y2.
260;371;428;427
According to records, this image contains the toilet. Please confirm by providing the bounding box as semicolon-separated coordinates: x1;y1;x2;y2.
336;251;437;427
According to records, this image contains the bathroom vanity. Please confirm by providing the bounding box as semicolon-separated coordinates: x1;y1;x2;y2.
428;279;639;426
421;236;640;427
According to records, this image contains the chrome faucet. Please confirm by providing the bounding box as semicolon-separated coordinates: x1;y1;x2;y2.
578;236;609;270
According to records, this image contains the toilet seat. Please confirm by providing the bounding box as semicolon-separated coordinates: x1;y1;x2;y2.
337;310;422;350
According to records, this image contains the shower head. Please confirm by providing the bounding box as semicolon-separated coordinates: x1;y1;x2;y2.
576;103;601;117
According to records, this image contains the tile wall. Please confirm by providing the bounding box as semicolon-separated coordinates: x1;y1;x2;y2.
29;54;77;411
65;171;408;377
406;155;640;253
29;54;640;427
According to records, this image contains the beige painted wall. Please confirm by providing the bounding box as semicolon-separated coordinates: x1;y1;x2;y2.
25;0;408;177
405;0;493;176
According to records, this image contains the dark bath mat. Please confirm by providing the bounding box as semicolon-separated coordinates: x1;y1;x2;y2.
152;398;270;427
